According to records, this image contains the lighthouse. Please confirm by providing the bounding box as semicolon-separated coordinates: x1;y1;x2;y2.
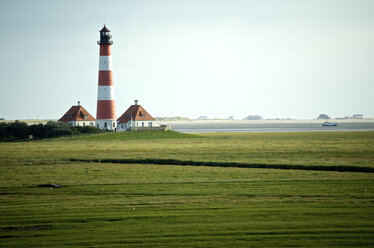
96;25;116;130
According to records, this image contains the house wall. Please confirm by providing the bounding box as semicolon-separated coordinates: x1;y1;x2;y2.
117;120;161;132
68;121;96;127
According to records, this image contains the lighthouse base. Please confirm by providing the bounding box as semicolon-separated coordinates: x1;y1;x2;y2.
96;119;117;131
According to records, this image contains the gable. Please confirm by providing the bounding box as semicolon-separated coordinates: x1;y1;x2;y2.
117;105;156;124
59;105;96;123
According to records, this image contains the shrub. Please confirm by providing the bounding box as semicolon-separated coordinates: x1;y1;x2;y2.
0;121;103;141
71;126;102;135
0;121;29;141
42;121;73;138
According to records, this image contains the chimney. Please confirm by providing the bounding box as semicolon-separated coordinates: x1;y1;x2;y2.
134;100;138;105
78;101;80;106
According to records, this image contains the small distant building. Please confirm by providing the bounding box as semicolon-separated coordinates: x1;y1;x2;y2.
58;102;96;127
317;114;331;120
351;114;363;119
243;115;263;120
198;116;208;120
117;100;161;131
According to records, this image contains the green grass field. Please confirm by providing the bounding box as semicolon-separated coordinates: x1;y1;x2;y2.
2;131;374;167
1;131;374;247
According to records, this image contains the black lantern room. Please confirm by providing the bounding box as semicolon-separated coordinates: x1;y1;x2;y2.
98;25;113;45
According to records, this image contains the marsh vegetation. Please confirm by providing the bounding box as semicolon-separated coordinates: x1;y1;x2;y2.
0;131;373;247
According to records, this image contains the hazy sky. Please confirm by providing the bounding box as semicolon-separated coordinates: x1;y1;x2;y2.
1;0;373;120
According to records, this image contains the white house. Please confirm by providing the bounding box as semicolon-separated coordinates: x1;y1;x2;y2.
58;103;96;127
117;100;161;131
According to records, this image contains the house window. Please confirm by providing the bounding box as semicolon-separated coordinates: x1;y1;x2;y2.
83;115;88;119
149;122;152;127
121;124;124;129
97;124;99;128
83;122;86;126
90;122;94;126
76;122;79;126
113;122;115;128
104;122;107;128
142;122;144;127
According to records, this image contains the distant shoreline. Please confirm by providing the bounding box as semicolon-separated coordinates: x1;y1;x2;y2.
0;119;57;125
159;118;374;125
1;118;374;125
159;119;374;133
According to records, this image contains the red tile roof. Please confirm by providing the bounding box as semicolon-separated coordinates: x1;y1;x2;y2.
58;105;96;123
117;105;156;124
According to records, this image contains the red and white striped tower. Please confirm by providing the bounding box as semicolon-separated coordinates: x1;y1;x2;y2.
96;25;116;130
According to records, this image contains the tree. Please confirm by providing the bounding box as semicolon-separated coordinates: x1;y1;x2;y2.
317;114;331;119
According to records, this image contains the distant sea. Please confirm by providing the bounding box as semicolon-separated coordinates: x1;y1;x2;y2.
161;120;374;133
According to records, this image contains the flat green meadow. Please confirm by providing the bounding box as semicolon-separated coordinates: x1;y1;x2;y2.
0;131;374;247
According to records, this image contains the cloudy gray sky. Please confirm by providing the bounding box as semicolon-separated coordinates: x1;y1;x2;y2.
1;0;373;120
